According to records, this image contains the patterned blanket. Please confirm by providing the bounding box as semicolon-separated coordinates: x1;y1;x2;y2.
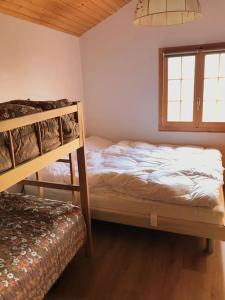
0;192;86;300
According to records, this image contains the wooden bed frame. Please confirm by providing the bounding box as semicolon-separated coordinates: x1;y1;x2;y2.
91;208;223;253
0;102;93;256
90;189;225;254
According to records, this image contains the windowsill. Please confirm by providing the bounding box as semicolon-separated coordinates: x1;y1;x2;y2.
159;122;225;133
159;123;225;132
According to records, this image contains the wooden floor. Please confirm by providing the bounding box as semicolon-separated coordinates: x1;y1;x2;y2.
46;220;225;300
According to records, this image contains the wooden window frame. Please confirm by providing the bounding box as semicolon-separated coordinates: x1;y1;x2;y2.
159;42;225;132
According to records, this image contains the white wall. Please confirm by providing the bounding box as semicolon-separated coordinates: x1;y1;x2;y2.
81;0;225;157
0;13;83;102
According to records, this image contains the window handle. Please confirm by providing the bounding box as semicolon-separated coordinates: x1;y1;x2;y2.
197;97;201;111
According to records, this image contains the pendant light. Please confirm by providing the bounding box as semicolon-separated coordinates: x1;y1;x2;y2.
134;0;201;26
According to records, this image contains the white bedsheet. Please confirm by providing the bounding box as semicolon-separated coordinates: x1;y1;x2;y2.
39;137;224;208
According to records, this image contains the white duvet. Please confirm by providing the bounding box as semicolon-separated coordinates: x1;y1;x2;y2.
40;137;224;208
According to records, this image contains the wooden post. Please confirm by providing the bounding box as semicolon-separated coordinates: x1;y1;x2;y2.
77;102;93;256
35;122;44;198
77;146;93;257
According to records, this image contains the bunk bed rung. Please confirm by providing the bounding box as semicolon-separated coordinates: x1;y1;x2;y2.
7;130;16;168
36;122;43;155
57;158;70;163
22;179;80;192
58;116;64;145
35;123;44;197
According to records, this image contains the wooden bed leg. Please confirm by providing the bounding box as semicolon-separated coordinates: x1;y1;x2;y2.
205;238;214;255
35;172;44;198
77;146;93;257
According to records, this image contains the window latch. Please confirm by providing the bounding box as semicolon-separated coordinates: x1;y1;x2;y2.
197;97;201;111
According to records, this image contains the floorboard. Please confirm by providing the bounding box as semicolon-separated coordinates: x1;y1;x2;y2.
45;220;225;300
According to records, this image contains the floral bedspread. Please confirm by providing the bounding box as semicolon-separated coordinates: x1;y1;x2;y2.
0;192;86;300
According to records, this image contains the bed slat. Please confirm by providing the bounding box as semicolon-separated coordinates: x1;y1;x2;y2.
58;117;64;145
22;179;80;192
7;130;16;168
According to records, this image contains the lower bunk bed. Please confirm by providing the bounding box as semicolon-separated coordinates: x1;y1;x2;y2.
24;136;225;254
0;192;86;300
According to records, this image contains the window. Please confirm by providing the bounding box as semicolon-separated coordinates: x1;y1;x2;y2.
159;42;225;132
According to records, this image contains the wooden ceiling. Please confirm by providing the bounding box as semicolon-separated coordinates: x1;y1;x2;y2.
0;0;131;36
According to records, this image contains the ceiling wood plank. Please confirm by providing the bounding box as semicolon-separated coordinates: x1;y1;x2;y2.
0;1;83;35
0;0;131;36
3;0;89;31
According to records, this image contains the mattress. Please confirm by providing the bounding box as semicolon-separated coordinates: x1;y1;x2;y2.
36;136;224;208
0;192;86;300
0;99;79;173
90;187;225;225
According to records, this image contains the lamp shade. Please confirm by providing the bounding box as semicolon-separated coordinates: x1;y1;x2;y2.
134;0;201;26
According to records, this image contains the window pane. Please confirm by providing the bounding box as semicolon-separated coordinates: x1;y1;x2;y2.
180;101;193;121
203;79;217;101
203;52;225;122
204;54;219;78
181;79;195;102
218;78;225;100
219;54;225;77
168;80;180;101
168;101;180;121
168;57;181;79
167;55;195;122
203;100;225;122
182;56;195;79
217;101;225;121
202;101;217;122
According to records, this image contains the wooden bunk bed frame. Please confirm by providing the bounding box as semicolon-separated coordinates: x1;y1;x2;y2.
0;102;93;256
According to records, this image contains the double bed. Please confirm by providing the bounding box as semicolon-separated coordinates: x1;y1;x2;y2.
26;136;225;252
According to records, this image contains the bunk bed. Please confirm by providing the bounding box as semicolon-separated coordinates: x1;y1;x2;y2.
29;137;225;255
0;100;92;300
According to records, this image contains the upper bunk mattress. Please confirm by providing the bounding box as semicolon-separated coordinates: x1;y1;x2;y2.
0;192;86;300
38;137;224;209
0;99;79;174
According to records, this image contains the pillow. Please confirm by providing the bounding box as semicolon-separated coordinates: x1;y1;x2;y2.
85;136;114;152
